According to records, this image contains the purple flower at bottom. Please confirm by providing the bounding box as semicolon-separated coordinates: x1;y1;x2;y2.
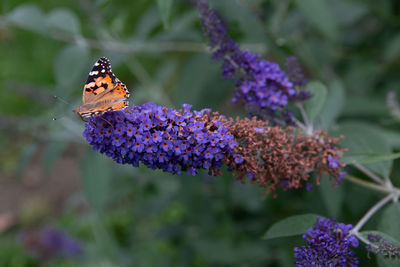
20;226;82;261
40;228;82;257
294;217;359;266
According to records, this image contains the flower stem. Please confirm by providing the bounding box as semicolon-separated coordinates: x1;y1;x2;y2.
296;103;312;135
344;175;393;194
353;163;385;185
352;193;393;233
291;116;308;132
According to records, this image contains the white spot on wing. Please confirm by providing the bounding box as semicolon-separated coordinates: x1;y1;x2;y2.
85;82;95;88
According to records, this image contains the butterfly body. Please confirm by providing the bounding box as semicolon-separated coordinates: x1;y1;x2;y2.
74;57;130;120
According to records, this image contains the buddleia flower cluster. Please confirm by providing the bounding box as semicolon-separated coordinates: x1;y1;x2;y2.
294;217;359;266
83;104;346;196
84;103;237;176
196;0;310;124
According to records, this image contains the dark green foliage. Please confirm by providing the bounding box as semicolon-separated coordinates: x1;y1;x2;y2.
1;0;400;266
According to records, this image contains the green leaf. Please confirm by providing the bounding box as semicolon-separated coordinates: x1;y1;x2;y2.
319;174;344;217
294;0;340;41
194;239;268;264
54;44;89;87
381;129;400;149
330;1;368;26
80;150;111;214
157;0;173;28
384;34;400;64
263;214;321;240
378;203;400;241
174;54;231;110
46;8;81;35
304;81;328;122
134;6;162;39
214;0;269;43
7;4;47;35
343;152;400;165
319;79;345;129
342;95;387;117
377;202;400;266
41;141;67;176
377;257;400;267
377;204;400;267
334;122;392;180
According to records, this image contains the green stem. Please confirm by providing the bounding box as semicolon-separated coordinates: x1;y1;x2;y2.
352;193;394;233
344;175;396;195
353;162;385;185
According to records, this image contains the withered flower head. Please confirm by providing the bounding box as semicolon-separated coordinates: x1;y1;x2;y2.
219;116;346;196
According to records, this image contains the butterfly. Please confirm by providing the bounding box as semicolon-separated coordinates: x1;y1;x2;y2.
73;57;130;120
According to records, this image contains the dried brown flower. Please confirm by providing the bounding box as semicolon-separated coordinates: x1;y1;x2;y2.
217;116;346;197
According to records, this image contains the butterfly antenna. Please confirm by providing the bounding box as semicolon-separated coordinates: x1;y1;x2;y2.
52;114;66;121
53;95;71;105
52;95;73;121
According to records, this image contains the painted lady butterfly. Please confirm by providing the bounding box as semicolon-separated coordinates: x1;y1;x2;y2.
73;57;130;120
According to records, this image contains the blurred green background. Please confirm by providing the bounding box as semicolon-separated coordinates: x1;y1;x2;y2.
0;0;399;266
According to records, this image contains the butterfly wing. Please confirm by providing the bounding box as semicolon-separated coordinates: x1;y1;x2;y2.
74;57;130;119
82;57;117;104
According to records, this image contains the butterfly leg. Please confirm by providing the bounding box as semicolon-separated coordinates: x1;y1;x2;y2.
89;121;98;128
99;115;114;129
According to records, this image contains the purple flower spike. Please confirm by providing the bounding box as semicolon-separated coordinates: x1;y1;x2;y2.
20;226;82;261
294;217;359;266
83;103;237;175
196;0;310;124
40;228;82;257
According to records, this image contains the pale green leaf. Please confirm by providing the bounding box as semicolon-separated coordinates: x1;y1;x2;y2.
304;81;328;122
319;79;345;129
7;4;47;34
319;174;344;217
378;203;400;241
54;44;89;87
334;122;392;180
157;0;173;29
384;34;400;64
263;214;321;240
294;0;340;41
47;8;81;35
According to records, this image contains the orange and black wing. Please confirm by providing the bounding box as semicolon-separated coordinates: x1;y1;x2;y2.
82;57;117;103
